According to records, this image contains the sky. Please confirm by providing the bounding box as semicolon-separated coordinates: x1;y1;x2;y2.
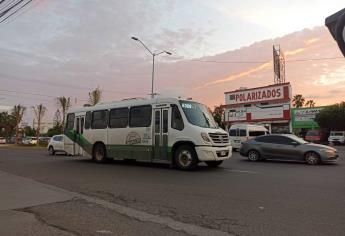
0;0;344;123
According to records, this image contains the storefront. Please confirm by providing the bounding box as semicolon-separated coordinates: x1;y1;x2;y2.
291;107;325;137
223;83;292;133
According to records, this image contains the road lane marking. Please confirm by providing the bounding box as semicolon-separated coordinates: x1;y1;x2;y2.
1;170;232;236
223;169;261;174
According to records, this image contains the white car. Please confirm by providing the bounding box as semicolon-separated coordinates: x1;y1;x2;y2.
47;135;65;155
0;137;6;144
328;131;345;145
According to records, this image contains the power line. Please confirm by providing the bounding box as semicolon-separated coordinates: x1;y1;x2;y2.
187;56;344;64
0;0;31;23
0;73;148;96
0;0;33;23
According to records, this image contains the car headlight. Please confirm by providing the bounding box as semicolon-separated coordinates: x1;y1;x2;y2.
321;149;335;154
201;133;211;143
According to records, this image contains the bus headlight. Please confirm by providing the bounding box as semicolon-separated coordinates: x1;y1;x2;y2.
201;133;211;143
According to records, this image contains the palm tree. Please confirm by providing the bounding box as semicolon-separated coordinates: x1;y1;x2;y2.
305;100;316;108
292;94;305;108
57;96;71;133
12;104;26;144
32;104;47;146
88;86;102;106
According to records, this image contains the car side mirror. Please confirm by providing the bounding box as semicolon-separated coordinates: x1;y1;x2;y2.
325;8;345;56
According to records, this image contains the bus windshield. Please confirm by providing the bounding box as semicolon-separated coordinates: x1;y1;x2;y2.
179;101;218;129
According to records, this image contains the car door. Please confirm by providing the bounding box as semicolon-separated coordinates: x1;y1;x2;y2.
269;136;301;160
55;135;64;151
254;136;279;158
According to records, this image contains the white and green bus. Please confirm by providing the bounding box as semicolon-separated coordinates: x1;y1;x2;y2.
64;97;232;170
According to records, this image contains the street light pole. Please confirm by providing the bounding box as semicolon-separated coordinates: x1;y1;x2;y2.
131;37;171;98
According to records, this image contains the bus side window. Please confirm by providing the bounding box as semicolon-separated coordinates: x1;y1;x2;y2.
85;111;91;129
109;108;129;128
92;110;108;129
65;113;75;131
129;105;152;127
171;104;184;131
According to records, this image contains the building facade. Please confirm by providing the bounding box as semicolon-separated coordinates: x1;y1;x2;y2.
223;83;292;133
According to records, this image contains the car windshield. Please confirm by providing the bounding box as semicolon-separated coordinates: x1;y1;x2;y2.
179;100;218;129
286;134;309;144
331;132;344;136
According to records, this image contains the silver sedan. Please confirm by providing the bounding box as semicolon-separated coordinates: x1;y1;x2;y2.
239;134;339;165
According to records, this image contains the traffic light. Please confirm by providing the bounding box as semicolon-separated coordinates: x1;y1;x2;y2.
325;8;345;56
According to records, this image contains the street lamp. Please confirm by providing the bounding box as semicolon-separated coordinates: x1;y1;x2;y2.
131;36;172;98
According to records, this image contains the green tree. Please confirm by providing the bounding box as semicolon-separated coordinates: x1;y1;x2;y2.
88;86;102;106
32;104;47;145
12;104;26;144
305;100;316;107
23;126;36;137
315;102;345;131
212;105;225;129
0;112;16;137
47;126;62;137
57;96;71;133
292;94;305;108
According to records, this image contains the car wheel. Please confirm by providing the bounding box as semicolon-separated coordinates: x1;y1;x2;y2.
92;143;107;163
248;150;260;162
174;145;198;170
48;146;55;155
305;152;320;165
205;160;223;167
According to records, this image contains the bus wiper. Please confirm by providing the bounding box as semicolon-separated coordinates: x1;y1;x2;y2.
202;113;210;127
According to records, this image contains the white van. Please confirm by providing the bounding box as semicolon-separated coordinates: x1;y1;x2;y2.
229;124;268;150
328;131;345;145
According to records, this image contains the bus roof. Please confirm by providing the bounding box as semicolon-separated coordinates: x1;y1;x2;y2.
68;97;184;113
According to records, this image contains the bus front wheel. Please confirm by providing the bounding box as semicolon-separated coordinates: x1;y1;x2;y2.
93;143;107;163
174;145;198;170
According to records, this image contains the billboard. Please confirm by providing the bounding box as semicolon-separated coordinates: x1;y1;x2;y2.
225;83;290;105
291;107;324;129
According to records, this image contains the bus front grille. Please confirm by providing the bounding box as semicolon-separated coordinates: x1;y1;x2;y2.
208;133;229;144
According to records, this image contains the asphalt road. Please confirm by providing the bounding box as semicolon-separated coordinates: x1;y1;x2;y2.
0;146;344;236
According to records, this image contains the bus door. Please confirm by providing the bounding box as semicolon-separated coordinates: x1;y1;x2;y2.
153;108;169;161
75;116;84;156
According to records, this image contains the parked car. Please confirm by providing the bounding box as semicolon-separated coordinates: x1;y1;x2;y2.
328;131;345;145
39;137;51;143
47;135;65;155
22;137;39;145
305;130;329;143
229;124;269;150
240;134;339;165
0;137;6;144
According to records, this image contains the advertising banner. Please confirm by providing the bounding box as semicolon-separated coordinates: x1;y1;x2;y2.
227;108;247;121
225;84;288;105
292;107;324;128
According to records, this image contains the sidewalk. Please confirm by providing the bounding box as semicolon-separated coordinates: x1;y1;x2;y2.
0;170;75;236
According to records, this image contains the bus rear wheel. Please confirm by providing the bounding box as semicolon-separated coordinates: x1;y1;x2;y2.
205;160;223;167
93;143;107;163
174;145;198;170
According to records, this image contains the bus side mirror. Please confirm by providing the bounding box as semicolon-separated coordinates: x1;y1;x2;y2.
325;8;345;56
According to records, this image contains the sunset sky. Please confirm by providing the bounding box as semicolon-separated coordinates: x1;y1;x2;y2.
0;0;344;123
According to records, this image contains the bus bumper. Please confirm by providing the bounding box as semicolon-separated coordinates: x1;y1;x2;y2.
195;146;232;161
